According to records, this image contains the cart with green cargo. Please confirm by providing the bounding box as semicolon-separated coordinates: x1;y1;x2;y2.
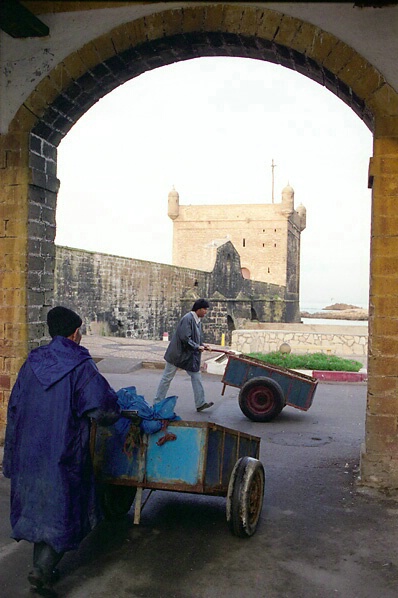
219;352;318;422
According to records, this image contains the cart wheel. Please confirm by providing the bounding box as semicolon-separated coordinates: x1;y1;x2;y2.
239;377;284;422
100;484;137;520
226;456;265;538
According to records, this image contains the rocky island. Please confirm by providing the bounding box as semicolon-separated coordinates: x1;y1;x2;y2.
300;303;368;321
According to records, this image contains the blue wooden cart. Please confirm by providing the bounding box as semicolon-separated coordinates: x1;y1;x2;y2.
92;419;265;537
221;353;318;422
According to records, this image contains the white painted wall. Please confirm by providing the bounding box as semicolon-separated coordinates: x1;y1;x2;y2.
232;325;368;359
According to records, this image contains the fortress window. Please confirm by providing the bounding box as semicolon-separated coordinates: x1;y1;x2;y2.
274;243;277;247
268;267;270;273
243;238;246;247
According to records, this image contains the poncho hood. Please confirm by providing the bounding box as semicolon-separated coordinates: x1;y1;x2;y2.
28;336;92;389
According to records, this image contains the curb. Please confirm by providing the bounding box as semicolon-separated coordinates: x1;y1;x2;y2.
312;370;367;382
141;361;165;370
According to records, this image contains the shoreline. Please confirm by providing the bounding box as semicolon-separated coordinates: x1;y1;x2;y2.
300;309;368;321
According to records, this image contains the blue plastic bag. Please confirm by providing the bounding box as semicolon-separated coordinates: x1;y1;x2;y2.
114;386;180;436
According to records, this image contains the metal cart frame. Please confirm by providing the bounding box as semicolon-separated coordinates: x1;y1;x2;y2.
92;419;265;537
221;353;318;422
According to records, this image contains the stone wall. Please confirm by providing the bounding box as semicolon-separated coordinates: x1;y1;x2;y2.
232;324;368;360
54;242;290;345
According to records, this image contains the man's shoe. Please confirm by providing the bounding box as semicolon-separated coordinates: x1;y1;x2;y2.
197;401;214;412
50;569;60;584
28;568;45;590
28;567;60;590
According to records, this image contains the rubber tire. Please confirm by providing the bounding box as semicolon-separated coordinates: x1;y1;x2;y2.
226;456;265;538
238;376;285;422
100;484;137;520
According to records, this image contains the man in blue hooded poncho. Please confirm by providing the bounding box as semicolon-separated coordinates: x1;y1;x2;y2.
3;306;121;592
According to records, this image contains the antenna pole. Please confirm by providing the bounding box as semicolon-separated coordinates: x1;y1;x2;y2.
271;159;277;203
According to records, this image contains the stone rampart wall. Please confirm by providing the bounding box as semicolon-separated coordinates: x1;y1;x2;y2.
54;244;290;345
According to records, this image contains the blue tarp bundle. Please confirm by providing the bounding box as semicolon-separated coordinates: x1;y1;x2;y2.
114;386;181;435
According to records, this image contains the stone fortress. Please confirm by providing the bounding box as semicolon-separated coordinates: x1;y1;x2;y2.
168;183;306;310
53;184;307;345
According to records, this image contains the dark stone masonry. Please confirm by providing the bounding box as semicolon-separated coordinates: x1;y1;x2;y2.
54;241;297;345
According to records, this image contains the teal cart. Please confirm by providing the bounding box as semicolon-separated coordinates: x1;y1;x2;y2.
92;419;264;537
221;353;318;422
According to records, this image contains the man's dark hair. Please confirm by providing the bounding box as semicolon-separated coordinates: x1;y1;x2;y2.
47;306;82;338
192;299;210;311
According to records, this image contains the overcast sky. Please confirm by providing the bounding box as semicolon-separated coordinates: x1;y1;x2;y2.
55;57;372;309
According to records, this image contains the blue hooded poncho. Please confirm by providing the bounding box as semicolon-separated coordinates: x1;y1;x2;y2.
3;336;120;553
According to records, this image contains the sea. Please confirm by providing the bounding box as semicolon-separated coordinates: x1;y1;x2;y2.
300;303;368;327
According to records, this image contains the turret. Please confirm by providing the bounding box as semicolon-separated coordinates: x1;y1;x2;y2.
168;186;179;220
281;183;294;215
296;203;307;231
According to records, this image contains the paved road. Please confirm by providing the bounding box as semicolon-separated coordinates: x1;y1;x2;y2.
1;361;397;597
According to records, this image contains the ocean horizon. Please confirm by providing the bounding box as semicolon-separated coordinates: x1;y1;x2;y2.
300;302;368;313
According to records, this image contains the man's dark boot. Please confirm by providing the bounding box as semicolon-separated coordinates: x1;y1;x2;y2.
28;542;63;590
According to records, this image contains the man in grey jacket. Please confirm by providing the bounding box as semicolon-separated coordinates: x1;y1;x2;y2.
154;299;214;412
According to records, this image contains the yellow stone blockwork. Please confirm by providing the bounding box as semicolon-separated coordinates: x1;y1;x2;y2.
305;30;338;63
366;412;397;437
322;39;356;74
177;6;204;34
62;51;91;81
47;62;74;94
9;104;39;133
274;15;302;46
369;84;398;117
374;115;398;137
77;41;104;71
371;335;398;357
240;6;263;36
254;10;283;39
164;9;184;36
1;131;30;433
290;21;321;54
222;7;246;34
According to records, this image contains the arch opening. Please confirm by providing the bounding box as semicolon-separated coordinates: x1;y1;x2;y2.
26;30;374;346
3;2;398;490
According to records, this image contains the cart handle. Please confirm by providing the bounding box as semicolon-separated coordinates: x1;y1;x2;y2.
120;409;140;420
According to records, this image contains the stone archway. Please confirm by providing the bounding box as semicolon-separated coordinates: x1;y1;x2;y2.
2;4;398;490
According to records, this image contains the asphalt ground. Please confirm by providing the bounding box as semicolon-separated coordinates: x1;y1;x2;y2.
2;337;396;598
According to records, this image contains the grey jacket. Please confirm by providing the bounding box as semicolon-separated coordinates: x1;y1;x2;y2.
164;312;204;372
